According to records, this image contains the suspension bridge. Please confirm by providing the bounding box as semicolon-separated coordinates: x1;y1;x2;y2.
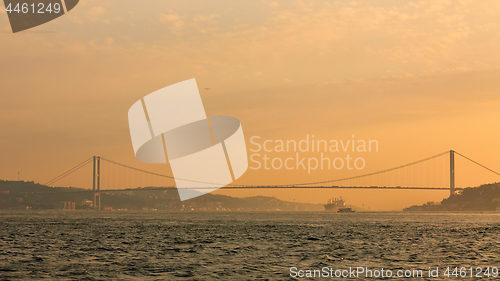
40;150;500;210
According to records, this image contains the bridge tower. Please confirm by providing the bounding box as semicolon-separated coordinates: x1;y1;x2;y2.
92;156;96;208
450;150;455;197
92;156;101;210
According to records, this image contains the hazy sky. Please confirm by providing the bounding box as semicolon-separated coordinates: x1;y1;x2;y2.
1;0;499;210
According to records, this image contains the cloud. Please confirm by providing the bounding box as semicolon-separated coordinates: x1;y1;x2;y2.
193;14;220;23
1;0;500;208
2;0;500;85
159;13;185;31
86;5;105;20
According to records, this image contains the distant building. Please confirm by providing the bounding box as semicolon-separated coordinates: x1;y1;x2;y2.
81;199;93;208
63;202;75;210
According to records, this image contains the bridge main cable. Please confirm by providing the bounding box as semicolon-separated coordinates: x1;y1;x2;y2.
99;157;233;186
101;151;451;188
45;157;94;186
454;151;500;176
230;151;451;187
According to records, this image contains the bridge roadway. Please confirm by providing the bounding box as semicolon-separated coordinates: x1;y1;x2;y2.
19;185;461;195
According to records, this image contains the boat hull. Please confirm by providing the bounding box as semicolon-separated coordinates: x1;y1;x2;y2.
324;204;342;212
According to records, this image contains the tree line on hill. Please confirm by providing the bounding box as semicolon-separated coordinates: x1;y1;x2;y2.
404;183;500;211
0;180;323;211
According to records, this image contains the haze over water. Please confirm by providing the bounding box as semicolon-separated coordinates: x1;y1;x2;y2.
1;211;499;280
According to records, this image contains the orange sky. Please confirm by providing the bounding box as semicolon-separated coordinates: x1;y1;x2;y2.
1;0;499;210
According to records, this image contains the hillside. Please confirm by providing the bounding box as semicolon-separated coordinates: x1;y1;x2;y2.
0;180;323;211
404;182;500;211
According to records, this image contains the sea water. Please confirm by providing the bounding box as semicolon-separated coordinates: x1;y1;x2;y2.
1;211;499;280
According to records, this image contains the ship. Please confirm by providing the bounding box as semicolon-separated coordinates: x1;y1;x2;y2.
324;196;346;211
337;207;355;213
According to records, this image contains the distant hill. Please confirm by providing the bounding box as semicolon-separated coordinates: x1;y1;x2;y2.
0;180;323;211
404;182;500;212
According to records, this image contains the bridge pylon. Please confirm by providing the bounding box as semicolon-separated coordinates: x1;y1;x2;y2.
450;150;455;197
92;156;101;210
92;156;96;208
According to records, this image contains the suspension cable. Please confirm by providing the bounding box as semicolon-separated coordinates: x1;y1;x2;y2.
45;157;94;186
454;151;500;177
235;151;451;187
99;157;226;185
52;150;496;190
99;157;174;178
102;152;450;188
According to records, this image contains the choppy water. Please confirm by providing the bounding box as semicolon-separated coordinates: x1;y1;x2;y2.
1;211;499;280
